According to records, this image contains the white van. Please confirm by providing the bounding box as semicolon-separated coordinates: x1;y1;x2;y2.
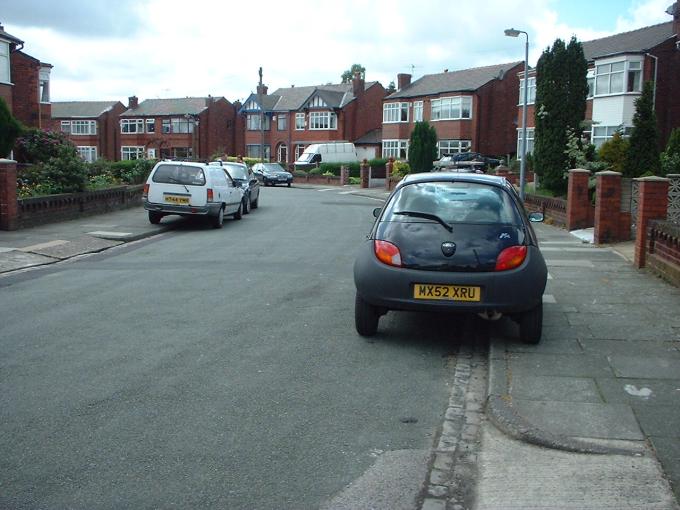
143;161;244;228
294;142;359;170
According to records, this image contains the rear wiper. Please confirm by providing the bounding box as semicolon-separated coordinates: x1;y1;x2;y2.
167;177;190;193
394;211;453;232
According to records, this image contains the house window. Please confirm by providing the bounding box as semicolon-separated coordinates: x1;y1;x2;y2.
295;113;305;130
438;140;471;158
383;102;409;123
277;114;287;131
309;96;327;108
77;146;97;162
627;61;642;92
516;128;535;157
277;143;288;163
519;77;536;105
592;126;632;148
295;144;306;159
382;140;409;159
161;117;196;134
309;111;337;130
121;146;145;160
595;62;625;95
39;67;50;103
247;114;270;131
71;120;97;135
60;121;71;134
431;96;472;120
246;144;271;160
0;41;9;84
587;70;595;98
121;119;145;133
413;101;423;122
146;118;155;133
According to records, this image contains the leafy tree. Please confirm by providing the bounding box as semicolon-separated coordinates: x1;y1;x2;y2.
407;121;438;172
341;64;366;84
533;37;588;195
598;131;630;173
385;81;396;95
0;97;22;157
660;127;680;176
623;81;660;177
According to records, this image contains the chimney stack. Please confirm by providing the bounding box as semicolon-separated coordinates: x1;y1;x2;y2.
397;73;411;91
257;84;268;95
128;95;138;109
352;71;365;97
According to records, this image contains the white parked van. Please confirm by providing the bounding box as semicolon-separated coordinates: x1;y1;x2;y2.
294;142;359;170
143;161;244;228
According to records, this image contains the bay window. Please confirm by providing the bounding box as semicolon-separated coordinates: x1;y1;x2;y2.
431;96;472;121
309;111;337;130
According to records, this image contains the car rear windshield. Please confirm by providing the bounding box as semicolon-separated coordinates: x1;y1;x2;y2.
383;181;521;225
152;164;206;186
224;164;248;180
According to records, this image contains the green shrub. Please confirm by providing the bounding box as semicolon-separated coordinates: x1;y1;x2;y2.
349;176;361;185
0;97;22;157
598;132;629;173
15;129;78;163
308;167;323;175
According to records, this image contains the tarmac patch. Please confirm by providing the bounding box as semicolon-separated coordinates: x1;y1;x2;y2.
0;251;58;273
23;236;123;260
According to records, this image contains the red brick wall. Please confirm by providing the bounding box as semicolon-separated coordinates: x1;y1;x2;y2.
0;83;12;111
199;98;238;159
650;38;680;149
0;160;18;230
635;178;670;268
11;52;42;128
647;220;680;286
594;171;623;244
102;103;126;161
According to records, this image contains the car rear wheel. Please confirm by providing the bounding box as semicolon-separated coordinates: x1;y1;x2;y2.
148;211;163;224
233;203;243;220
212;206;224;229
287;182;291;187
519;302;542;344
355;293;379;337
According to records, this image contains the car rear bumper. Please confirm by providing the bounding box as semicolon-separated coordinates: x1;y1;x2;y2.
144;200;221;216
353;241;547;314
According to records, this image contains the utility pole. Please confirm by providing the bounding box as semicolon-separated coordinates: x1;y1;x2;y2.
258;67;265;163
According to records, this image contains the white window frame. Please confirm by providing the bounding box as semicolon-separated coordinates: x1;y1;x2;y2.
246;144;271;160
77;146;97;163
60;120;71;134
518;77;536;105
146;118;155;133
383;102;409;123
71;120;97;135
121;119;144;134
121;146;145;160
309;111;337;130
591;125;632;148
295;144;306;159
587;70;595;99
594;61;626;96
0;41;10;84
382;139;409;159
430;96;473;121
247;114;270;131
277;114;287;131
413;101;423;122
295;113;305;130
437;140;471;158
516;128;535;158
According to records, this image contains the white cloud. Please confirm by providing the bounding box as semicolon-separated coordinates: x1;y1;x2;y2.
615;0;675;32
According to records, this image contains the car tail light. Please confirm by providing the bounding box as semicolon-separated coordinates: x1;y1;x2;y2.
143;183;149;198
207;188;214;202
495;245;527;271
374;240;402;267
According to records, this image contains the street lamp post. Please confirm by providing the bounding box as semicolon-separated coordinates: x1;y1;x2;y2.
505;28;529;201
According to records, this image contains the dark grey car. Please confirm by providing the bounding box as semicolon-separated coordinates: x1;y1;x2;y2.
252;163;293;187
353;173;547;343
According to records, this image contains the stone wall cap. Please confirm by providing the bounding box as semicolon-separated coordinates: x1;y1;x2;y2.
0;159;17;164
666;174;680;178
595;170;622;176
569;168;591;174
633;176;670;182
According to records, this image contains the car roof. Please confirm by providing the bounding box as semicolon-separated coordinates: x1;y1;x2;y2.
398;171;510;189
156;160;207;168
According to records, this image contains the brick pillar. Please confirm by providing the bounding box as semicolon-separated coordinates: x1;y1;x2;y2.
594;171;622;244
340;165;349;186
360;159;369;189
634;177;669;269
386;157;394;191
566;169;591;231
0;159;18;231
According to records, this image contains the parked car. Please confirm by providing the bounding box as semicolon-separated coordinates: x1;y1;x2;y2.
353;173;547;343
293;142;359;171
252;163;293;187
433;152;502;172
211;161;260;214
143;161;244;228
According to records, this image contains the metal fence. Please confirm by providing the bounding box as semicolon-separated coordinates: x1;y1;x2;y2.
668;174;680;225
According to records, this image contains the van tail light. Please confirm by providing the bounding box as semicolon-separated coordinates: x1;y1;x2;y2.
207;188;214;202
143;183;149;198
374;240;402;267
495;245;527;271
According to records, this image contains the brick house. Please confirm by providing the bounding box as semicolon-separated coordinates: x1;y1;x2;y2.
0;24;52;130
239;74;385;165
118;96;241;161
381;62;523;161
516;1;680;157
51;101;127;162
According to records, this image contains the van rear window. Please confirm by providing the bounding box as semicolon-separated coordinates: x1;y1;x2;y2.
152;164;206;186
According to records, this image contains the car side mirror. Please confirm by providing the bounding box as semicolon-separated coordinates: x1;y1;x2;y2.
373;207;382;218
528;212;544;223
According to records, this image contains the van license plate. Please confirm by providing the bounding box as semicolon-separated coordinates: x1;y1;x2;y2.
413;284;481;302
165;195;190;205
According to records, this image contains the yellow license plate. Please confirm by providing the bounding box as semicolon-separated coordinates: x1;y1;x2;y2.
413;284;481;302
165;195;190;205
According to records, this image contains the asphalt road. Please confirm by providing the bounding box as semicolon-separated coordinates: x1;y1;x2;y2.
0;187;467;510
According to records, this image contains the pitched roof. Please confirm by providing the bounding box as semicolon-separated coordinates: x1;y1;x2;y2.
387;62;523;99
51;101;121;118
0;26;23;45
581;21;676;61
269;81;379;111
120;97;225;117
354;128;382;145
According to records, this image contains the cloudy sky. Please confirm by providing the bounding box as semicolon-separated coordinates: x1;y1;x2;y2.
1;0;675;104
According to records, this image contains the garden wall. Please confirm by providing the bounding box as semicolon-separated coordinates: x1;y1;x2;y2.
646;220;680;286
524;194;567;227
